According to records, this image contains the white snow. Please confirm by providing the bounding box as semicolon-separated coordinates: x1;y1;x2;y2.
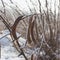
0;30;26;60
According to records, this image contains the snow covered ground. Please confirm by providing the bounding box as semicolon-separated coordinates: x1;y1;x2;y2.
0;30;26;60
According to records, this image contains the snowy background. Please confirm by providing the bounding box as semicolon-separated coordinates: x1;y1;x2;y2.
0;30;26;60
